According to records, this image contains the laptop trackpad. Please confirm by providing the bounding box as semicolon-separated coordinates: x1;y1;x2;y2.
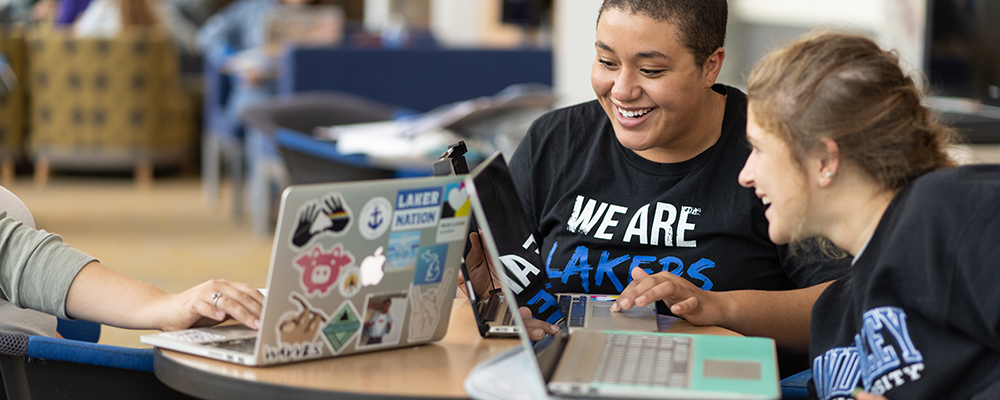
592;304;650;319
703;360;761;380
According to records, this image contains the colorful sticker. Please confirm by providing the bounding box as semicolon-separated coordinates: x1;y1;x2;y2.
408;269;454;342
440;182;471;218
294;244;355;297
358;196;393;240
413;244;448;285
391;187;442;231
436;182;471;243
262;341;325;364
359;246;387;287
322;301;361;354
263;294;328;363
358;291;408;348
385;231;421;272
291;192;353;248
338;266;361;298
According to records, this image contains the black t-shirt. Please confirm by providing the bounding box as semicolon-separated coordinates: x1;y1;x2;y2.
507;84;845;324
809;165;1000;400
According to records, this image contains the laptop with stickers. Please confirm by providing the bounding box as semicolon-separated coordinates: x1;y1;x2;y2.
141;175;469;366
466;153;780;399
464;153;658;334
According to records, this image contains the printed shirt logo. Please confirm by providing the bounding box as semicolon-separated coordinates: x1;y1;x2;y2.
813;307;925;399
392;187;443;231
567;195;699;247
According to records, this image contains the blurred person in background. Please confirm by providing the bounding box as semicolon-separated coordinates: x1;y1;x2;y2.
196;0;326;122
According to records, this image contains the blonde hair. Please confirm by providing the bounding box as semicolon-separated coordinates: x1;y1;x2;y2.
747;31;956;191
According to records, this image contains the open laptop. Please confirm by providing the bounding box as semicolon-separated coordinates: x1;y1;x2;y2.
142;175;469;366
466;153;780;399
460;261;520;338
463;152;658;334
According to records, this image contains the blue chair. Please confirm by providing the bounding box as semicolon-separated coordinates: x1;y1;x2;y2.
0;319;193;399
780;369;811;399
239;91;409;234
200;53;246;220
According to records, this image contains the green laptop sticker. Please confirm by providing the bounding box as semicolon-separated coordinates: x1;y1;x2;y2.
323;302;361;353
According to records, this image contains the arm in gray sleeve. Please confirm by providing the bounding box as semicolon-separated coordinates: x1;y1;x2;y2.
0;213;97;319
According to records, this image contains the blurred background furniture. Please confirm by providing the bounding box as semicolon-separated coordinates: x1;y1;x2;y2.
239;91;403;234
277;47;552;113
220;46;553;233
200;52;244;215
0;319;194;400
0;25;27;187
26;28;195;188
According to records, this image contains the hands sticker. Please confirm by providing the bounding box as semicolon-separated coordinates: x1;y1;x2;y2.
409;269;453;341
278;294;328;345
292;193;353;248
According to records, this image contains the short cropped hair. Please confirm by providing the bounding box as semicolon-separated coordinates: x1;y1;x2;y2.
598;0;728;67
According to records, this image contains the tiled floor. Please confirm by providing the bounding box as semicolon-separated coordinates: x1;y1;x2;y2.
8;176;273;348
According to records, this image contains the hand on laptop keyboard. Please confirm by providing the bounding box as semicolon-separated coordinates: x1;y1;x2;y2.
520;307;559;340
153;278;265;332
612;267;721;327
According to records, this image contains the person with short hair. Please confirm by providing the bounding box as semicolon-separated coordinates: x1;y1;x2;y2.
739;31;1000;399
462;0;850;377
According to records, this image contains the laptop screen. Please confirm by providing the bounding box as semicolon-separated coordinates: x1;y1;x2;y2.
464;153;550;315
464;152;568;380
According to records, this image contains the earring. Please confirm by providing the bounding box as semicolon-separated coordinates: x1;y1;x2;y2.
820;171;833;185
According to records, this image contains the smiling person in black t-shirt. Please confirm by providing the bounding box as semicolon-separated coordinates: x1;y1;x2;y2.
461;0;850;374
738;31;1000;399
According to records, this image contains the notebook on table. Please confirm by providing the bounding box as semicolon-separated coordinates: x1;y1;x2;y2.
142;175;470;366
465;153;781;399
463;152;658;335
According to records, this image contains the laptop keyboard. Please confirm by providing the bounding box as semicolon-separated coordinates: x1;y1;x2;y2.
204;337;257;354
559;295;587;328
593;333;691;388
161;330;227;343
500;305;514;325
480;293;516;326
160;330;257;355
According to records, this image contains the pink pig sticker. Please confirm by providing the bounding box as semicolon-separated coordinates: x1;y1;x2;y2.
294;244;355;296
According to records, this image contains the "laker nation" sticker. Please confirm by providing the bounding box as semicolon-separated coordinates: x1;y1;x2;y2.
391;187;442;231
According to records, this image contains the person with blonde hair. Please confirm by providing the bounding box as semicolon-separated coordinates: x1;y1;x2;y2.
738;30;1000;399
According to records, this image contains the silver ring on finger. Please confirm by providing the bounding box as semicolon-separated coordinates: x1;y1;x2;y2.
212;292;223;308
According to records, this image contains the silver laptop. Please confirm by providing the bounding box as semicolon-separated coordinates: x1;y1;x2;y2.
466;153;780;399
142;175;469;366
461;261;520;338
464;153;657;334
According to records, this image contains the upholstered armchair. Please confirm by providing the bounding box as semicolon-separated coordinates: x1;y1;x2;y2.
26;28;195;187
0;25;27;186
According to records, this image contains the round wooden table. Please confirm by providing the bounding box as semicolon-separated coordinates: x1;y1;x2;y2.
154;299;738;399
